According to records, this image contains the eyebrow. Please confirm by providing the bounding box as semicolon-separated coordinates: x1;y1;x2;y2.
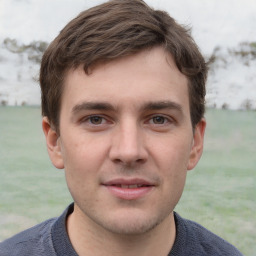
72;100;183;115
72;102;115;114
140;101;183;113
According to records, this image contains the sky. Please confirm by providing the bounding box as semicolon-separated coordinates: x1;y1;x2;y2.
0;0;256;108
0;0;256;55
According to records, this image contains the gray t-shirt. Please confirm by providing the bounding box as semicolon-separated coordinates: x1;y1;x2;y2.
0;204;243;255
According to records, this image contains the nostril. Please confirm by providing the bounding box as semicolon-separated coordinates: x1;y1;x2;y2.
108;129;148;164
112;157;146;167
113;159;123;164
136;158;146;164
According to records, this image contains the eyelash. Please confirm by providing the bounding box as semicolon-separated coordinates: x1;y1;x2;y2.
147;115;172;125
82;115;109;125
81;114;173;126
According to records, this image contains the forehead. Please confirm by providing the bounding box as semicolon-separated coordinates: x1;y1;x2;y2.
61;47;189;114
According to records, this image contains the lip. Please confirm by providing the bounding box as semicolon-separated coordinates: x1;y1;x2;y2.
102;178;155;200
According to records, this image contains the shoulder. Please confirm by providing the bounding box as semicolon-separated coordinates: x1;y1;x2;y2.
0;218;57;256
172;212;244;256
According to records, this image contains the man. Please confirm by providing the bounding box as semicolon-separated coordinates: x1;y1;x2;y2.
0;0;243;255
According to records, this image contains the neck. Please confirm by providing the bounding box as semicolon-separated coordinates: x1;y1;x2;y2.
66;205;176;256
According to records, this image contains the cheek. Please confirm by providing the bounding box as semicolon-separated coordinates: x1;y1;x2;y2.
61;132;108;166
152;136;192;200
60;135;111;192
159;146;189;207
153;136;192;172
62;145;98;204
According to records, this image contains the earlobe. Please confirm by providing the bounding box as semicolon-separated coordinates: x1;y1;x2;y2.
42;117;64;169
187;118;206;170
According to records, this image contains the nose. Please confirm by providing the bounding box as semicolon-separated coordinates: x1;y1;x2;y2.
109;121;148;166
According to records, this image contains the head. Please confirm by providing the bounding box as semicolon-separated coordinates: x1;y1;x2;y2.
41;0;207;241
40;0;207;133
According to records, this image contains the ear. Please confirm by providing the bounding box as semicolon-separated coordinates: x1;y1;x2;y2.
42;117;64;169
187;118;206;170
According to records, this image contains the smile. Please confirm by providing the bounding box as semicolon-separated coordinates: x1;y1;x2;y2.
112;184;150;189
102;178;155;200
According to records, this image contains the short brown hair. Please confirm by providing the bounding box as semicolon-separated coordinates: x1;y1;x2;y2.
40;0;207;132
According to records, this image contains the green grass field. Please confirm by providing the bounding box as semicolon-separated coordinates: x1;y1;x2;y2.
0;106;255;255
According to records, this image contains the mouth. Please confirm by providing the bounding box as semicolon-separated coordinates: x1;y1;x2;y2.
110;184;151;189
102;179;155;200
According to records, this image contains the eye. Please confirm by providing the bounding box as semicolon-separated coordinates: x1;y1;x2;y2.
78;114;114;131
81;115;108;126
88;116;105;125
149;115;170;125
151;116;166;124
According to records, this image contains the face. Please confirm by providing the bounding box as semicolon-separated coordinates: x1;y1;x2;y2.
43;47;205;235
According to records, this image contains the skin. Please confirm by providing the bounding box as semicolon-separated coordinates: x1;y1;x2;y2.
43;46;206;256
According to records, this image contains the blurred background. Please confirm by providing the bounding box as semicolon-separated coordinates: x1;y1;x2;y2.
0;1;255;255
0;0;256;108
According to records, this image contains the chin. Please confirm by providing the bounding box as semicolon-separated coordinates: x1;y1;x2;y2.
99;211;168;235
